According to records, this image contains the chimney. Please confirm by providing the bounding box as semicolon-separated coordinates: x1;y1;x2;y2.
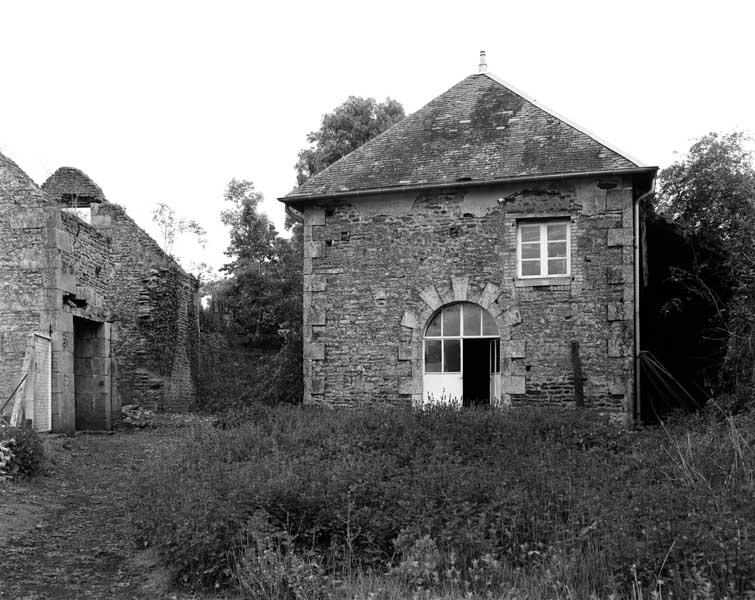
479;50;487;73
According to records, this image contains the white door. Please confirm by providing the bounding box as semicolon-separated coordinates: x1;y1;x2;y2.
489;338;502;406
424;372;463;407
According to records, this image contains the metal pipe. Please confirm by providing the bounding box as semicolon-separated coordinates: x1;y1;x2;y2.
634;184;655;425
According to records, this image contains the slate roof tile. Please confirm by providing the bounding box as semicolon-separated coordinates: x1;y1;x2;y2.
284;73;643;201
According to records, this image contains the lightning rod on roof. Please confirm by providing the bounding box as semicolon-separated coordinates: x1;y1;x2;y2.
479;50;487;73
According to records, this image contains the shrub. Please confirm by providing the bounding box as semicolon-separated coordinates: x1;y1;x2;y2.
130;406;755;598
0;425;45;478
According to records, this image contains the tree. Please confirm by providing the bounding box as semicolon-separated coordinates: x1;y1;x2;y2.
656;132;755;405
204;95;405;405
220;179;278;276
657;132;755;245
152;202;207;257
295;96;405;185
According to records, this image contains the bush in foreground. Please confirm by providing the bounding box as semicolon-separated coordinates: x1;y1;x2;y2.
130;406;755;598
0;424;45;479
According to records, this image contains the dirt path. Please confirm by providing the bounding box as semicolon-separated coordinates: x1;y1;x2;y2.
0;426;201;600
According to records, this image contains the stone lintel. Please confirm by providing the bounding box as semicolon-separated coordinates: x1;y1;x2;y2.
451;276;469;301
502;307;522;327
487;302;502;319
400;310;419;329
438;285;454;306
419;285;442;310
478;282;500;309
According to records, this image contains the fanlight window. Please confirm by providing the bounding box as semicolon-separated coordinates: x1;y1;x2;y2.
424;303;498;373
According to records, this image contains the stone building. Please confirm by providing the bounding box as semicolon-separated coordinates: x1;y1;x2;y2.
0;155;199;433
280;68;657;419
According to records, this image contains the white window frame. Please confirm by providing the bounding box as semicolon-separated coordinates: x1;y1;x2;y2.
423;303;499;374
516;219;571;279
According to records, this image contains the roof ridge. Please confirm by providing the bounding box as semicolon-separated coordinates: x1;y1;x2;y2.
481;72;644;168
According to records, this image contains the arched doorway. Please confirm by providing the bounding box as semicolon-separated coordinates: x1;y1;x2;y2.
423;302;500;407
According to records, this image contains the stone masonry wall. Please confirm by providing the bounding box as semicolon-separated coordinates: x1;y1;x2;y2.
0;157;52;414
301;175;636;412
91;202;198;410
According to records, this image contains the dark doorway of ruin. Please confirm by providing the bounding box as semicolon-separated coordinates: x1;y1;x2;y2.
463;338;490;407
73;317;111;430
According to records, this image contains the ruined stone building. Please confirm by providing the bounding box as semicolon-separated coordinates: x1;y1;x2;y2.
0;155;199;433
280;67;657;420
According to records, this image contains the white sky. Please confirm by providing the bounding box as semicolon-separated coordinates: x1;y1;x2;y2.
1;1;753;273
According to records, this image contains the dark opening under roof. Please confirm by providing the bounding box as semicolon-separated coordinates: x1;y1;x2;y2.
42;167;106;207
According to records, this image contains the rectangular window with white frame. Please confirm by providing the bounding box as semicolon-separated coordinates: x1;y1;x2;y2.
517;220;570;278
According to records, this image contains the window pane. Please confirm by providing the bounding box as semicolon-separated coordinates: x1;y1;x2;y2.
521;260;540;277
463;304;481;336
547;223;567;241
444;340;461;372
482;310;498;336
425;340;442;372
444;304;460;336
547;258;567;275
520;224;540;243
426;312;441;336
547;241;567;258
521;243;540;259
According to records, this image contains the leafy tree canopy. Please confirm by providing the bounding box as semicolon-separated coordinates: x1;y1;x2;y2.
295;96;405;185
657;131;755;248
220;179;278;276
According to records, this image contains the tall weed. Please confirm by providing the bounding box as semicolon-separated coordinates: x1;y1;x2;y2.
130;406;755;597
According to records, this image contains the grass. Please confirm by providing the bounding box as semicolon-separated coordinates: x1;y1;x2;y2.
129;404;755;599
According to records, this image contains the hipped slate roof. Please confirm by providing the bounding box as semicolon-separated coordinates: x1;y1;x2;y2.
283;72;652;203
42;167;106;205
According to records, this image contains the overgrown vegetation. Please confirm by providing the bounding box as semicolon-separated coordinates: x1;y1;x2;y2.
0;424;44;479
131;406;755;599
656;131;755;410
197;96;405;409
